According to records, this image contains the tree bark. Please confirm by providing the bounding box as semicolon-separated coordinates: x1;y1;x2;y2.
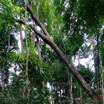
78;52;82;104
31;32;35;45
1;66;5;94
51;83;54;104
20;13;23;53
98;39;104;104
79;87;82;104
20;26;23;52
36;36;42;60
68;73;73;104
7;33;10;52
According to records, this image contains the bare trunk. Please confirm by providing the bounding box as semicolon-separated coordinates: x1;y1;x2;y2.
24;31;29;100
17;19;98;102
24;2;29;101
20;13;23;52
1;66;4;94
79;87;82;104
36;2;42;60
99;50;104;104
20;27;23;52
59;89;61;103
93;37;102;104
36;36;42;59
31;25;97;101
51;83;54;104
78;52;82;104
31;32;35;45
68;73;73;104
7;33;10;52
101;72;104;104
17;5;99;101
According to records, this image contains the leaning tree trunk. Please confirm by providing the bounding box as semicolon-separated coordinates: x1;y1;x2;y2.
17;4;99;102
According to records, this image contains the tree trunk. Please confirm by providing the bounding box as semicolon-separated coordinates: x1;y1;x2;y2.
78;52;82;104
1;66;5;94
51;83;54;104
94;37;101;91
7;33;10;52
99;45;104;104
93;37;102;104
36;36;42;59
93;36;104;103
79;87;82;104
17;5;98;101
68;73;73;104
30;22;97;101
101;71;104;104
20;26;23;52
20;13;23;53
36;2;42;60
31;32;35;45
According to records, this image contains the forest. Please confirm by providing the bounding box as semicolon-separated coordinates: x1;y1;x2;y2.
0;0;104;104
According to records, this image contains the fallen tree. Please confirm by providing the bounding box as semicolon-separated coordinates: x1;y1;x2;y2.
17;4;98;101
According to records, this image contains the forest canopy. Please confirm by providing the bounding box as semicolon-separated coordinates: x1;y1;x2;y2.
0;0;104;104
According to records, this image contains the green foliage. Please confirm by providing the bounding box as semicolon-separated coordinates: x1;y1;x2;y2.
78;65;94;84
0;0;104;103
77;0;104;27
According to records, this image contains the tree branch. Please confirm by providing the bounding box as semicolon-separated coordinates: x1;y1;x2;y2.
26;5;49;36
